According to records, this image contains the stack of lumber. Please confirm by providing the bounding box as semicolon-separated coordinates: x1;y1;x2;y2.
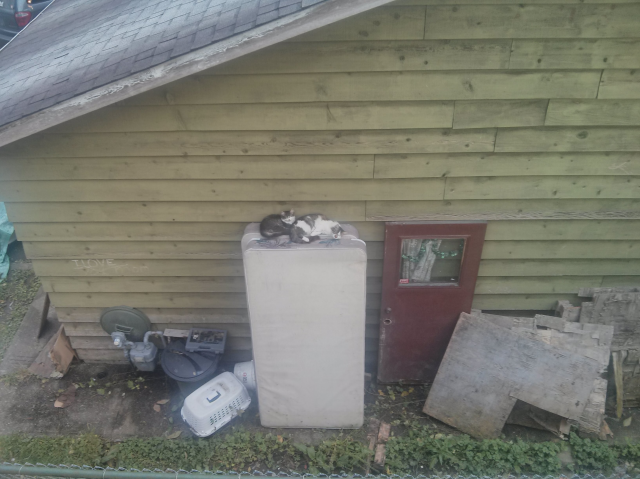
578;287;640;417
423;311;613;439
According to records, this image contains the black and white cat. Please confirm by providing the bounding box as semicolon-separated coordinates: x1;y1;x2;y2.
260;210;296;238
289;214;344;244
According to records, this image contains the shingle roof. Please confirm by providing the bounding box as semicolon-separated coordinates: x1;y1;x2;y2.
0;0;329;131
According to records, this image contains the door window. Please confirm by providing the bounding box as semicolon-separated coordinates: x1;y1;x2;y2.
399;238;465;286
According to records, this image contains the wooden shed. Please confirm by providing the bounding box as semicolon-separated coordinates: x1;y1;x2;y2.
0;0;639;370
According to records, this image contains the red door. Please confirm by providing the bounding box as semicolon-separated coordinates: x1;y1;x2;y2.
377;222;486;383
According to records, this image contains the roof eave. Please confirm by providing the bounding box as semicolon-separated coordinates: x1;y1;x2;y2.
0;0;396;149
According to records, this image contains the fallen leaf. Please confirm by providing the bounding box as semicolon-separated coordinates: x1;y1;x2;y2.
400;391;410;397
277;435;283;443
54;385;77;408
156;399;170;405
153;404;161;413
167;430;182;439
169;417;174;424
378;390;385;396
96;389;105;396
624;417;633;427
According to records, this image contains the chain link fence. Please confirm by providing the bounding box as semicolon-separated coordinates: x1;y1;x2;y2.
1;464;639;479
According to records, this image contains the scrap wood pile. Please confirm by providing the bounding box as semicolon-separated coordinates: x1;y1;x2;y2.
423;286;640;440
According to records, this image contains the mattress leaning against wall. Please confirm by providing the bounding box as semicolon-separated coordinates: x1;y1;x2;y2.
242;224;367;428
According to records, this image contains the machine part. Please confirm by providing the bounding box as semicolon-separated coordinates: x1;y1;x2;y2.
234;360;256;390
100;306;151;342
144;330;167;348
181;372;251;437
185;328;227;353
128;341;158;372
161;339;221;382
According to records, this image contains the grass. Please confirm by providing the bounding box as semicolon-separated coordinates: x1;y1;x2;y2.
0;268;41;362
1;426;640;475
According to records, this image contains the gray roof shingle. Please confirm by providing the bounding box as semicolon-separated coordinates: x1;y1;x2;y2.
0;0;329;130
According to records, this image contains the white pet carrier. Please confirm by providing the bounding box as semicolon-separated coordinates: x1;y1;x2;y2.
181;372;251;437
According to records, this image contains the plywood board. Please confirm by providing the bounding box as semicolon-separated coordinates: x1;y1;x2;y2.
453;100;548;129
546;100;640;126
599;70;640;99
495;127;640;152
423;313;601;438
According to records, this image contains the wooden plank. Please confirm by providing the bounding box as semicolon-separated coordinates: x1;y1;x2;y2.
6;201;366;223
75;348;252;363
472;294;580;310
601;276;640;287
599;70;640;99
423;4;640;39
486;220;640;241
211;40;511;74
366;199;640;221
445;176;640;200
479;259;640;277
13;221;385;242
0;155;375;180
25;240;384;260
42;276;384;294
510;39;640;70
56;307;382;325
482;241;640;259
546;100;640;126
374;152;640;178
0;179;447;202
48;291;381;309
70;336;253;351
495;127;640;152
0;129;496;158
475;276;602;295
453;100;548;129
396;0;640;4
291;6;426;41
49;102;454;133
31;258;384;277
423;313;601;438
124;71;601;106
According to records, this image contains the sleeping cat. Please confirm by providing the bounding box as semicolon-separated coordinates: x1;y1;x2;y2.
260;210;296;238
289;214;344;244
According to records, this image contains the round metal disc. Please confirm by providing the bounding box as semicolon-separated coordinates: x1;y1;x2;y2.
161;340;220;382
100;306;151;342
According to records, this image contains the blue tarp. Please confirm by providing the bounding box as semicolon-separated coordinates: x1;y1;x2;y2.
0;202;14;279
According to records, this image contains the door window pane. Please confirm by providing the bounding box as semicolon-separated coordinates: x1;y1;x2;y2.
399;238;464;285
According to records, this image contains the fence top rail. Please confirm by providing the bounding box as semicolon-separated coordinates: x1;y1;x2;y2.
0;465;638;479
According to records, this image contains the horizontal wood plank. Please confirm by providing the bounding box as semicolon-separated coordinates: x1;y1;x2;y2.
70;336;253;351
485;220;640;241
124;71;601;106
293;6;426;41
57;307;382;324
423;4;640;39
475;276;603;295
210;40;511;74
32;259;384;277
0;129;496;158
25;240;384;260
50;102;454;133
546;100;640;126
598;70;640;99
0;155;375;180
14;221;385;242
6;202;366;223
395;0;640;4
472;294;580;310
374;152;640;178
0;179;447;202
42;276;384;293
367;199;640;221
601;276;640;287
453;100;548;129
75;348;252;363
479;259;640;276
495;127;640;152
510;39;640;70
445;176;640;200
49;291;381;309
482;241;640;259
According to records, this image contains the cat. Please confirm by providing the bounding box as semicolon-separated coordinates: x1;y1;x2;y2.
260;210;296;238
289;214;345;244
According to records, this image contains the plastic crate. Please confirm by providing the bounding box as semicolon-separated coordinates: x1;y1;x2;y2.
185;328;227;353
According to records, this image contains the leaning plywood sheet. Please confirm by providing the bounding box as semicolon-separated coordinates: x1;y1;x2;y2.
423;313;601;438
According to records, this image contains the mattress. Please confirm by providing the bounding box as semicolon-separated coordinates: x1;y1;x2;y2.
241;223;367;428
